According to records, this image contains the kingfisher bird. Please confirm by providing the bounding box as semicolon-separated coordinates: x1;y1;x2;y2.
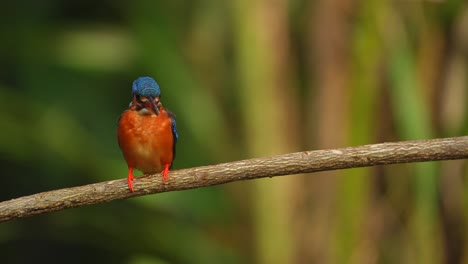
117;76;178;192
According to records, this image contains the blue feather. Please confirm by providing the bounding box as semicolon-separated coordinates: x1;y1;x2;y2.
132;76;161;97
167;109;178;164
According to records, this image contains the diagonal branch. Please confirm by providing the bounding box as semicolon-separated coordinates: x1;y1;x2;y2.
0;136;467;223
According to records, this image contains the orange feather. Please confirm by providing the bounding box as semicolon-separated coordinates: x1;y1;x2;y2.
117;108;174;174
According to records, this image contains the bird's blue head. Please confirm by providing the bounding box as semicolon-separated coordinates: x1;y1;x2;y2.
132;76;161;97
131;76;161;115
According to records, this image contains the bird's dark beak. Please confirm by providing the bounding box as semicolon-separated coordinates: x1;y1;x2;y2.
145;96;160;115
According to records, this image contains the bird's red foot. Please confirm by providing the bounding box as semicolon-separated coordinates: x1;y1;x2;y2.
162;164;170;183
127;167;135;192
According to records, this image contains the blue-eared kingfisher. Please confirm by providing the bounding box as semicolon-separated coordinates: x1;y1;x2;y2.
117;77;178;192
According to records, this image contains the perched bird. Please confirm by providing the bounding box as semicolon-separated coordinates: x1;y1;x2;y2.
117;77;178;192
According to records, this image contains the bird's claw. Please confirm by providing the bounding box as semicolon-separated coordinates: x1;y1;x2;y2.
128;167;135;192
162;164;170;183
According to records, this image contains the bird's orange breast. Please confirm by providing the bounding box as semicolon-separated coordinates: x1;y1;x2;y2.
117;108;174;173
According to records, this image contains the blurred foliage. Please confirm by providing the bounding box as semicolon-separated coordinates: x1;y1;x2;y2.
0;0;467;263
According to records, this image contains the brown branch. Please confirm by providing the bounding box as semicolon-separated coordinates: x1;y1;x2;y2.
1;136;467;223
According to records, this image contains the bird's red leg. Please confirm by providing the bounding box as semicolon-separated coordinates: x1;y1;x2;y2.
127;167;135;192
162;164;170;182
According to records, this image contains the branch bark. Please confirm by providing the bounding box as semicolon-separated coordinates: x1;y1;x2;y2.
0;136;467;223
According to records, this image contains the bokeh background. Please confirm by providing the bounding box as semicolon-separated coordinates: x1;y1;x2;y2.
0;0;467;263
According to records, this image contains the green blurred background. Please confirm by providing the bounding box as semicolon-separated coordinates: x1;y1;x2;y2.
0;0;467;263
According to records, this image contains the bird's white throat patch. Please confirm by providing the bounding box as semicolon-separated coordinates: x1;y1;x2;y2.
137;108;153;115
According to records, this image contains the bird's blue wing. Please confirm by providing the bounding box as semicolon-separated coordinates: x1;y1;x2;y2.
167;110;178;165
